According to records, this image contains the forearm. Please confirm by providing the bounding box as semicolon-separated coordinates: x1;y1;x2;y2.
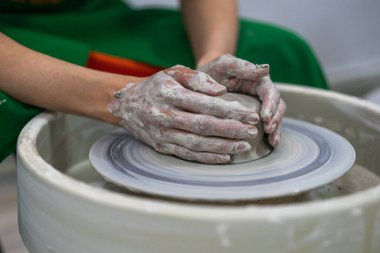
0;33;142;125
180;0;238;67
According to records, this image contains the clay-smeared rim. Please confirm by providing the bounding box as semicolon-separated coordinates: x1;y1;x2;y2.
17;84;380;222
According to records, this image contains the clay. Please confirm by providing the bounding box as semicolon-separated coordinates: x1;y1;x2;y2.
219;93;272;163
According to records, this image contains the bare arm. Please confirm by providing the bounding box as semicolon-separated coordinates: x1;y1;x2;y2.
0;33;260;163
0;33;142;125
180;0;238;67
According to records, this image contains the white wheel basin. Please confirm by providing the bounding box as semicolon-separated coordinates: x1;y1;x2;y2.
17;84;380;253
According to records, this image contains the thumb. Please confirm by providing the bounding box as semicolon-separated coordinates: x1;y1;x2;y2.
165;65;226;96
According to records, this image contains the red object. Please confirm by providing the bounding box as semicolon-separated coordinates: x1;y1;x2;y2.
86;51;163;77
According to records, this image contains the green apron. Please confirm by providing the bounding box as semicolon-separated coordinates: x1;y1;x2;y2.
0;0;328;161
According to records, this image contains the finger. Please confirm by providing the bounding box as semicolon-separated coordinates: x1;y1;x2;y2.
221;77;241;91
155;143;231;164
234;79;260;95
230;62;269;80
170;110;258;139
263;99;286;134
161;129;252;154
269;123;282;147
257;76;280;122
164;87;259;124
215;55;269;80
164;65;226;96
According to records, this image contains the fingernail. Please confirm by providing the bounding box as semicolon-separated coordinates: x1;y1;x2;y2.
246;128;258;137
246;114;259;124
213;85;227;95
261;109;272;121
264;123;270;133
270;123;277;133
236;142;251;152
272;135;280;147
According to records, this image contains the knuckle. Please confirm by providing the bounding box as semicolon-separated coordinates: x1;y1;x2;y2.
151;76;175;90
171;64;185;69
157;128;171;140
184;134;198;148
189;142;202;151
152;71;170;82
169;65;193;76
148;107;173;127
159;84;177;100
178;148;195;161
193;116;209;133
217;54;233;64
223;54;234;60
189;138;206;150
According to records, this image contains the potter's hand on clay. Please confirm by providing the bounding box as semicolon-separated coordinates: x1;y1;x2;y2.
109;65;261;164
198;54;286;146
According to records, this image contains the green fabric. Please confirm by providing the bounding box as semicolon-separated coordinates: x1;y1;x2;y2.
1;26;90;66
0;93;41;160
0;0;328;161
238;19;327;88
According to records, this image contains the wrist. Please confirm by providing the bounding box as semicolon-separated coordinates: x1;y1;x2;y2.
81;71;145;125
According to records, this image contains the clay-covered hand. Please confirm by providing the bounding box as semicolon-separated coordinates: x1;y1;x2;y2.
109;65;261;164
198;54;286;146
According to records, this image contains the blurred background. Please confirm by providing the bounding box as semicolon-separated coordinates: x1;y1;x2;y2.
129;0;380;100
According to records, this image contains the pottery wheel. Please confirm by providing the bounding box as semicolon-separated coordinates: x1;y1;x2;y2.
89;118;356;201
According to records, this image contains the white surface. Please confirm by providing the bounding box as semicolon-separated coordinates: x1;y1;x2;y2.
128;0;380;88
0;156;29;253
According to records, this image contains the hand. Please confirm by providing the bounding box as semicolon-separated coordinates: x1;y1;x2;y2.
109;65;262;164
198;54;286;146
